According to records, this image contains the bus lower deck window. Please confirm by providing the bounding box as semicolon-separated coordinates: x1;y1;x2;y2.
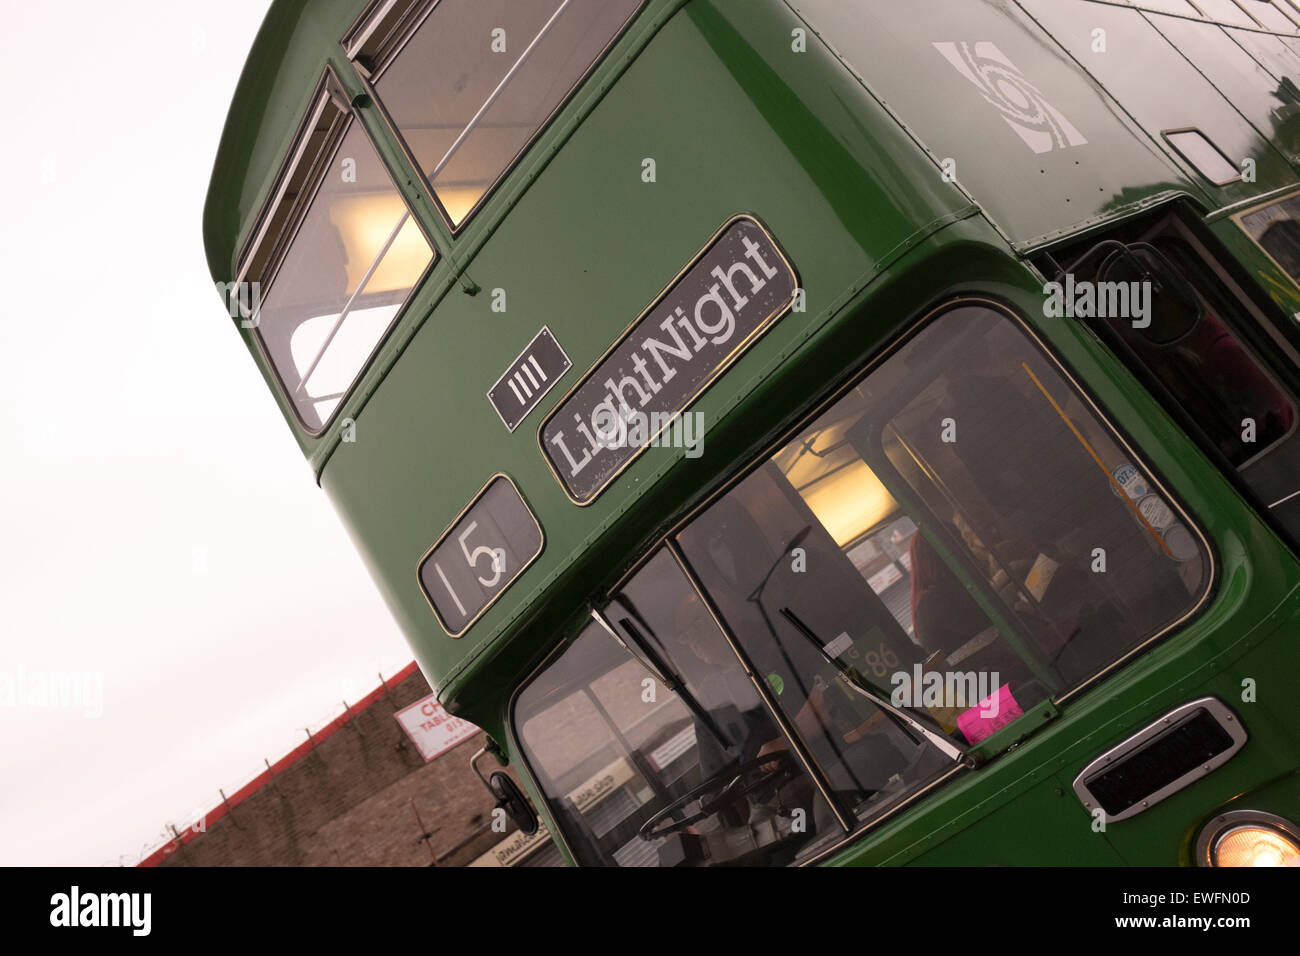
514;304;1209;865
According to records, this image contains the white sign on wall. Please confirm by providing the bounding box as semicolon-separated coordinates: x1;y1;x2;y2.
394;693;480;762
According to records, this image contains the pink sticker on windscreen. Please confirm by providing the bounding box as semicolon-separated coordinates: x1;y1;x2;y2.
957;685;1024;744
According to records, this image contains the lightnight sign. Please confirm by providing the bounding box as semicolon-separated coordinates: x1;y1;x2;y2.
540;216;799;504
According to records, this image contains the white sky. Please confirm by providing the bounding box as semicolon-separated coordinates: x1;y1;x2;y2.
0;2;418;866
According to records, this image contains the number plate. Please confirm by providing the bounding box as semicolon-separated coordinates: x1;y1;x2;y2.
417;475;544;637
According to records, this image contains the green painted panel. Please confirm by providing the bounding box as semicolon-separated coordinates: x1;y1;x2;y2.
1144;14;1300;165
319;0;974;700
790;0;1197;247
1021;0;1296;198
908;776;1128;865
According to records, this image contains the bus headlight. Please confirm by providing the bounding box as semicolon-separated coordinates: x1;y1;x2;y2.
1196;810;1300;867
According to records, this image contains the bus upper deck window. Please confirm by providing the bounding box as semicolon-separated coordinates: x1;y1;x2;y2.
362;0;644;227
244;90;435;434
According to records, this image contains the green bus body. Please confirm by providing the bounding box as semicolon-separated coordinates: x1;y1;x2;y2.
206;0;1300;865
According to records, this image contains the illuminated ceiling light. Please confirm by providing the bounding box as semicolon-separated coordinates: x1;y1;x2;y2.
783;447;899;547
329;194;432;294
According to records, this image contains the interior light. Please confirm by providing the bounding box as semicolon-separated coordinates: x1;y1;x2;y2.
780;433;899;547
434;185;486;226
328;194;432;294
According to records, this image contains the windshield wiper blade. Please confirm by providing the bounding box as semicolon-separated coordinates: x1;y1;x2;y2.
778;607;968;764
588;604;729;750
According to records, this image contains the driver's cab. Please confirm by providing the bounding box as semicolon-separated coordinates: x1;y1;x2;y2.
509;302;1211;866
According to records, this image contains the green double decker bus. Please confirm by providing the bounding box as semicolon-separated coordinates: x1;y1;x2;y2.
206;0;1300;866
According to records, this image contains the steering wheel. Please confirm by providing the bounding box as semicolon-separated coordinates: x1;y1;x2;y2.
638;750;800;841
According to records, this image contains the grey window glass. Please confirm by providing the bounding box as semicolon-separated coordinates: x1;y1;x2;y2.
1165;130;1242;186
372;0;644;226
1087;235;1297;468
255;121;434;432
673;305;1208;826
515;551;845;867
1240;192;1300;284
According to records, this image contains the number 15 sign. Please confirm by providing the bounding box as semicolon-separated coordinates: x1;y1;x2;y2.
417;475;544;637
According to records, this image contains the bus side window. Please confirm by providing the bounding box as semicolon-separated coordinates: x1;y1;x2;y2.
1047;212;1300;550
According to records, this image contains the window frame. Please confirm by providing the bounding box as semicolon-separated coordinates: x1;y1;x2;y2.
342;0;649;234
508;295;1217;866
1161;128;1245;188
1231;185;1300;297
234;67;440;437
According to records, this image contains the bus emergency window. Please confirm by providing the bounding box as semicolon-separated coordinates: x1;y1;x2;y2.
1091;237;1296;467
673;305;1208;818
253;121;434;432
515;553;845;867
370;0;644;227
1054;218;1300;547
1164;130;1243;186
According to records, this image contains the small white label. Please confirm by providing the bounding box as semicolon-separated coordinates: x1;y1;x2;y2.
1138;494;1176;531
823;632;854;659
1112;463;1149;501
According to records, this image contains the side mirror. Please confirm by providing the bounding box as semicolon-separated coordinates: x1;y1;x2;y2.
488;771;539;836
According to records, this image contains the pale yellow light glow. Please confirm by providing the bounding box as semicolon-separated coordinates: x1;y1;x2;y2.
328;194;433;294
436;185;486;226
795;459;899;547
776;426;899;547
1214;826;1300;867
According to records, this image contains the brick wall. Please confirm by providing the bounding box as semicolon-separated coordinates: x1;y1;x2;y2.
148;667;520;867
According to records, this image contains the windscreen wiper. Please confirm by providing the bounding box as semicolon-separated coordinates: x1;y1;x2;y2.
588;604;729;750
779;607;968;764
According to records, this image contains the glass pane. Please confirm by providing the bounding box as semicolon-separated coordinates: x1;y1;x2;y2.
256;121;433;431
674;306;1208;822
1166;130;1242;185
515;552;844;867
374;0;644;225
1240;192;1300;285
1098;236;1297;467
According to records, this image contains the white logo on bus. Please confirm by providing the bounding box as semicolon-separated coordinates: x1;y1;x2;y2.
934;41;1087;155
